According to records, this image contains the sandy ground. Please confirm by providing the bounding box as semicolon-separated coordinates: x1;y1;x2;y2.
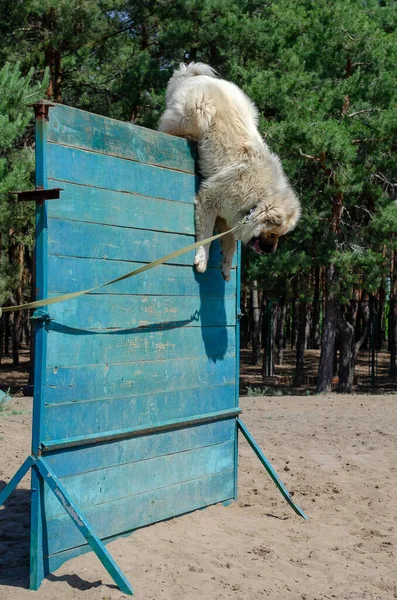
0;393;396;600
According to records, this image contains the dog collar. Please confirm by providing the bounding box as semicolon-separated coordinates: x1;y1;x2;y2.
240;207;256;225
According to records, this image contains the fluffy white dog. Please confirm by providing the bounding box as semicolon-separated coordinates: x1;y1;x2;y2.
158;63;301;281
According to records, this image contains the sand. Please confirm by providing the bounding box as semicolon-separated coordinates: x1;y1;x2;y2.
0;393;396;600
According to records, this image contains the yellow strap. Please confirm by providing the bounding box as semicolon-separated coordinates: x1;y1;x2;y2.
0;225;240;317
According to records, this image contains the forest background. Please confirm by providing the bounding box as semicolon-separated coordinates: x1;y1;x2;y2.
0;0;396;394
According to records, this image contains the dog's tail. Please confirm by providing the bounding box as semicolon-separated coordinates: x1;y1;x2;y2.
177;62;217;79
165;62;217;104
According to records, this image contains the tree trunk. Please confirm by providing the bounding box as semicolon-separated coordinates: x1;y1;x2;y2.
338;314;354;392
294;301;307;386
240;288;249;349
12;243;25;365
271;302;278;371
333;335;339;376
22;311;30;346
12;311;21;365
389;250;397;376
304;303;312;350
312;267;321;349
277;298;287;365
4;312;10;354
285;303;291;350
376;284;386;351
45;45;62;102
262;299;275;378
316;264;338;393
27;248;35;388
0;315;3;364
44;8;62;102
390;299;397;377
291;299;299;349
356;294;369;350
260;293;265;352
250;280;261;365
338;300;370;392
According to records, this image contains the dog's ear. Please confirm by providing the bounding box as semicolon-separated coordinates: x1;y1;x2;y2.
265;205;284;227
284;205;301;232
264;204;300;233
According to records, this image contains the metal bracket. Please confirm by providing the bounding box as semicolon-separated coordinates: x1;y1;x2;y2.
31;309;52;323
10;188;62;203
27;99;56;120
236;308;244;321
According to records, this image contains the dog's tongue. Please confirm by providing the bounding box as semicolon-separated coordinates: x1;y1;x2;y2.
253;239;262;254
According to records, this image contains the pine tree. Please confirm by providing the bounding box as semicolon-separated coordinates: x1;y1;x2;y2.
0;62;47;362
0;0;396;386
238;0;397;391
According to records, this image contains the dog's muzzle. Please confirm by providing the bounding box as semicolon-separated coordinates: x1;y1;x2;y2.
248;236;278;255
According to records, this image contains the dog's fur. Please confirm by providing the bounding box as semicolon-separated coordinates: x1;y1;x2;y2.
158;63;301;281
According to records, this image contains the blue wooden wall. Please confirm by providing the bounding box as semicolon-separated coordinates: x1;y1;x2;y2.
32;104;240;576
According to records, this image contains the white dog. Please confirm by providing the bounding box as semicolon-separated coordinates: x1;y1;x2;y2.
158;63;301;281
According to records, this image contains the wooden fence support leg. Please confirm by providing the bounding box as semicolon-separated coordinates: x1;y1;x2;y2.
237;419;308;520
0;455;35;506
35;458;134;595
30;464;46;591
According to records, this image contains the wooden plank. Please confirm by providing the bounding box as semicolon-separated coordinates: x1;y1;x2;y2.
48;181;194;233
47;256;236;297
29;468;46;591
47;144;197;203
44;420;235;477
47;218;235;269
45;492;236;575
30;102;50;593
48;294;236;329
44;354;236;405
48;218;206;267
27;103;241;592
45;470;234;556
44;440;234;518
42;408;240;451
46;325;236;367
42;385;236;440
45;530;136;575
32;107;49;456
47;104;196;173
234;242;241;499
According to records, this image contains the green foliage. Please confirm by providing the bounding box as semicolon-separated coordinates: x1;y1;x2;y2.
238;0;397;301
0;0;396;308
370;203;397;247
0;62;47;304
247;386;284;397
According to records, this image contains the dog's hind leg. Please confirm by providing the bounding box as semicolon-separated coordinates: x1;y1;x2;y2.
216;217;236;282
194;190;217;274
158;86;216;139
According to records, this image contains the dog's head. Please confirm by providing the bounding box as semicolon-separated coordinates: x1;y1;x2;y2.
239;191;301;255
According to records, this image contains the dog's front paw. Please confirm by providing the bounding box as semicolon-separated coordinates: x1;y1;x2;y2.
195;260;207;274
221;257;232;282
221;268;231;282
194;247;208;273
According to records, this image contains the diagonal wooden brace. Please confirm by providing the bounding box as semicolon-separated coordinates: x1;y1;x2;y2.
0;455;36;506
34;458;134;595
237;419;308;520
0;455;134;595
